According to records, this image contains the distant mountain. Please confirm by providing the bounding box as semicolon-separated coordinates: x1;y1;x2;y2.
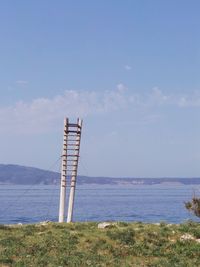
0;164;200;185
0;164;59;185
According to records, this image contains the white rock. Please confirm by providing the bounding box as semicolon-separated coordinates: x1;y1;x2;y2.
180;234;195;241
98;222;114;229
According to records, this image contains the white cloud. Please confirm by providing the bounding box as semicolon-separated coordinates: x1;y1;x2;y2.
0;86;132;134
16;80;28;85
0;86;200;134
117;83;127;92
124;65;132;71
177;92;200;107
149;87;171;106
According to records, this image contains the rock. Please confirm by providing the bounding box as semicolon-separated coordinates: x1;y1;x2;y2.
180;234;195;241
98;222;115;229
180;234;200;243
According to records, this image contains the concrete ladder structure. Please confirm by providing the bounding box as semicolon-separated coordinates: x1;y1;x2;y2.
58;118;83;223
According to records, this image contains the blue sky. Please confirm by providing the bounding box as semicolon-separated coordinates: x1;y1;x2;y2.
0;0;200;177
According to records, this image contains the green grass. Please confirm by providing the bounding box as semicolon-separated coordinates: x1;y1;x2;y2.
0;221;200;266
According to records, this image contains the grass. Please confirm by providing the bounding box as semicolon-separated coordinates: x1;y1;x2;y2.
0;221;200;266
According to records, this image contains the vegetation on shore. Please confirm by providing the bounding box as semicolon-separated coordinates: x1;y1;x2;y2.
185;196;200;218
0;221;200;267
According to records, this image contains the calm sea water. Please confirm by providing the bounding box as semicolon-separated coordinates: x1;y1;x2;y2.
0;184;199;224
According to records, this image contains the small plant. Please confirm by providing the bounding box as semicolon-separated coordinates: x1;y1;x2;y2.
185;196;200;218
0;224;10;230
117;221;129;227
106;228;135;245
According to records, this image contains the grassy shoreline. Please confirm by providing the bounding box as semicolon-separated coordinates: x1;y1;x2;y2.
0;221;200;266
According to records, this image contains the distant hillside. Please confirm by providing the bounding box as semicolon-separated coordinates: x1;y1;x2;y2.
0;164;200;185
0;164;59;185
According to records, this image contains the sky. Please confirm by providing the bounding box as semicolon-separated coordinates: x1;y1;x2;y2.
0;0;200;177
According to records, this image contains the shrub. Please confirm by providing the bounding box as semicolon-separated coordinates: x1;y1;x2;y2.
185;197;200;218
106;228;135;245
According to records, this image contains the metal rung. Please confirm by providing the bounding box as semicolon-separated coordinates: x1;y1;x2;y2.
67;155;79;157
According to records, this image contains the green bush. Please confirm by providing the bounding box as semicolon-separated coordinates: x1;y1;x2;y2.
185;197;200;218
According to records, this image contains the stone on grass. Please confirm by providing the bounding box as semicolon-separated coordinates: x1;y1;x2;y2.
98;222;115;229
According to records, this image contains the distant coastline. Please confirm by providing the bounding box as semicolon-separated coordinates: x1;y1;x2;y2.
0;164;200;186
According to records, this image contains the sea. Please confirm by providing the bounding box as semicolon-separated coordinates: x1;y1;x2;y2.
0;184;199;224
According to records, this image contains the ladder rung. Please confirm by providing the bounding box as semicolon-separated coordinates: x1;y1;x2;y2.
66;130;81;134
66;147;79;149
68;123;81;128
67;144;79;146
62;155;79;161
67;155;79;157
63;148;79;151
65;144;80;147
